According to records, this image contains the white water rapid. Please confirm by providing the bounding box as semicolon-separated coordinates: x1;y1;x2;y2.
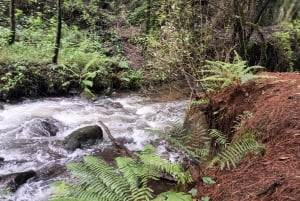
0;95;188;201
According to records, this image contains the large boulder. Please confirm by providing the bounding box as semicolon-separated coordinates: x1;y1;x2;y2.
0;170;36;192
64;125;103;151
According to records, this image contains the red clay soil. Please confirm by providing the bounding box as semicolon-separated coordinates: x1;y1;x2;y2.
196;72;300;201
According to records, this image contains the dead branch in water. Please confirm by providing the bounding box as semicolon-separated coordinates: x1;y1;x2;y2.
98;120;135;158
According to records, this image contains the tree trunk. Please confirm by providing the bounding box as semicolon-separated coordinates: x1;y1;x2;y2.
9;0;16;45
146;0;151;33
52;0;62;64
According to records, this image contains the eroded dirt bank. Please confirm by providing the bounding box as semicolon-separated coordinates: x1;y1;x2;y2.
188;72;300;201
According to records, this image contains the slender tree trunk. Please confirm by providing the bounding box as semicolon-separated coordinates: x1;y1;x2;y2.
52;0;63;64
9;0;16;45
146;0;151;33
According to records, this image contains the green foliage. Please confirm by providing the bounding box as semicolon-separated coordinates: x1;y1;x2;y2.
147;122;210;163
270;19;300;71
188;188;197;197
0;27;10;48
201;196;210;201
51;144;192;201
191;98;209;106
0;65;25;96
200;52;269;90
127;0;148;25
149;119;265;171
152;191;192;201
0;10;141;99
232;111;253;131
208;129;227;146
209;132;266;170
129;0;209;87
119;69;143;89
202;177;216;185
63;0;115;29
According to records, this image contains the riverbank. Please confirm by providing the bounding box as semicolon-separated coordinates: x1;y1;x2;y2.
186;72;300;200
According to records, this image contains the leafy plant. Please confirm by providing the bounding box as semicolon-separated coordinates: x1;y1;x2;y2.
208;129;227;146
201;196;210;201
0;65;26;97
202;177;216;185
148;121;265;170
270;31;295;71
147;122;210;164
209;132;266;170
200;51;271;90
119;69;143;89
232;111;253;131
51;144;192;201
152;191;192;201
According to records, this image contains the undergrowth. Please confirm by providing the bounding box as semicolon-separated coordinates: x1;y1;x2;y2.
199;51;272;91
50;144;193;201
0;14;142;99
148;117;265;170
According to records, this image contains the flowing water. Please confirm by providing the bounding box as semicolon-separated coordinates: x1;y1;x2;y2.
0;94;188;201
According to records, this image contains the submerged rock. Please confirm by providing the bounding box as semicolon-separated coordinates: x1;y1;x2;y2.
23;118;61;137
64;125;103;151
0;170;36;192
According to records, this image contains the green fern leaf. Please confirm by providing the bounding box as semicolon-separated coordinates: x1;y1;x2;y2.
209;133;265;170
153;191;192;201
208;129;227;145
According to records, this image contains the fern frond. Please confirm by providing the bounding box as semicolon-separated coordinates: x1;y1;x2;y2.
51;142;193;201
147;128;204;163
232;111;253;131
67;156;131;201
50;197;85;201
209;133;265;170
208;129;227;145
137;144;192;185
191;98;209;105
199;51;272;89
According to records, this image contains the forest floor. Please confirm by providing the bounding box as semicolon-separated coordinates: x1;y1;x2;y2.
194;72;300;201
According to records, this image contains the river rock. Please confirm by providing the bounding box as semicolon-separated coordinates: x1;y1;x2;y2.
24;118;60;137
0;170;36;192
0;102;3;110
64;125;103;151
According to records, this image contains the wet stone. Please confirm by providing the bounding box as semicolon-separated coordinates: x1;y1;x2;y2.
0;170;36;192
64;125;103;151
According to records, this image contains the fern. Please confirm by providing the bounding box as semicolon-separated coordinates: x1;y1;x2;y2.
147;124;209;163
50;145;191;201
137;144;192;185
208;129;227;145
209;132;265;170
191;98;209;105
200;51;272;90
232;111;253;131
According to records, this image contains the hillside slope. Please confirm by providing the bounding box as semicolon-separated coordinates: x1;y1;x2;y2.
189;73;300;200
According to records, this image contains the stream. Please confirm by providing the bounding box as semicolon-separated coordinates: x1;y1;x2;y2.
0;94;188;201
